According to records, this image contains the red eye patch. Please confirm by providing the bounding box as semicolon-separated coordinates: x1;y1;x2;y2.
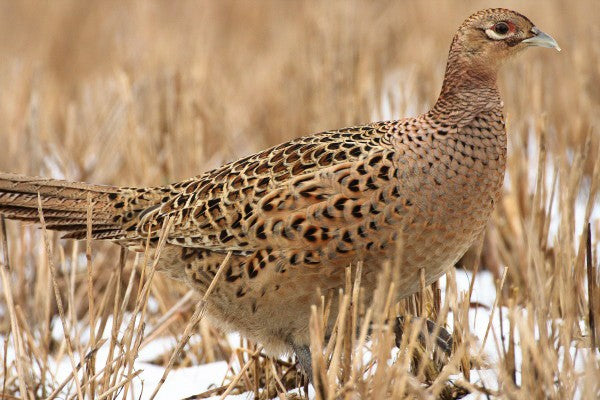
493;21;517;35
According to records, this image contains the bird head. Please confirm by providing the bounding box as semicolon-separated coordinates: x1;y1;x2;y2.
453;9;560;66
440;9;560;95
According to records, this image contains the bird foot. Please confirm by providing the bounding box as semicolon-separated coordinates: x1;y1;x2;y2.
394;316;453;356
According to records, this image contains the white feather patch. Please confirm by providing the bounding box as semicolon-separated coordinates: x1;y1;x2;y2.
485;29;508;41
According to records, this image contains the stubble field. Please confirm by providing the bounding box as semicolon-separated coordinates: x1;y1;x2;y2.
0;1;598;399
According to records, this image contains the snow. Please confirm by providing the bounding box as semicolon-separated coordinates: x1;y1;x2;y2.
1;264;596;398
135;361;230;400
0;270;517;399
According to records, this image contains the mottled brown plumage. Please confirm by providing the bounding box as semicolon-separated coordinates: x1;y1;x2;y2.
0;8;558;379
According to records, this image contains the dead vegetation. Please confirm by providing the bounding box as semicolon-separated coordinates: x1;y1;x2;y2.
0;1;598;399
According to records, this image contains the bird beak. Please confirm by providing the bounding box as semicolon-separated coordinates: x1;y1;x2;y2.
522;27;561;51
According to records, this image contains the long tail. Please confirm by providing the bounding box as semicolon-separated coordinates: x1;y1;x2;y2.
0;173;159;240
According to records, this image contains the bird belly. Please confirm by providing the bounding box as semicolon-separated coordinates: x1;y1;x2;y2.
173;131;506;354
386;140;506;296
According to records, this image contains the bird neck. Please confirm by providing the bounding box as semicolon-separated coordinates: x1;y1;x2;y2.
432;39;502;118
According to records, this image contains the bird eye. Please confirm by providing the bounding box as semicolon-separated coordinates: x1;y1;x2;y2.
493;22;510;35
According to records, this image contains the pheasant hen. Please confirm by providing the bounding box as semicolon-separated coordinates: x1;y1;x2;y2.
0;8;559;380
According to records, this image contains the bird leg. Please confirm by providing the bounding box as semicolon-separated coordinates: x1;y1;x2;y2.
291;343;313;384
292;316;452;387
394;316;453;356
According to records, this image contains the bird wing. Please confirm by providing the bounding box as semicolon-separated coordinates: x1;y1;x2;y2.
135;124;399;254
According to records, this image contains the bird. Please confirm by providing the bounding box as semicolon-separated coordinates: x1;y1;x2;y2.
0;8;559;381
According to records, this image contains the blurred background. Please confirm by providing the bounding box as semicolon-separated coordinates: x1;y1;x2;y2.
0;1;598;398
0;0;597;184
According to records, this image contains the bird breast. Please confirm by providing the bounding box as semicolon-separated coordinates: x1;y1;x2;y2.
382;108;507;295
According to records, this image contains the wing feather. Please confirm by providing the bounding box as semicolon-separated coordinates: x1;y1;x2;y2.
134;125;397;254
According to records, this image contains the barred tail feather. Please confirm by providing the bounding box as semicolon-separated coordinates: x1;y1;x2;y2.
0;173;128;240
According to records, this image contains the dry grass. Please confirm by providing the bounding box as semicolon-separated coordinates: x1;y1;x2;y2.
0;0;598;399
